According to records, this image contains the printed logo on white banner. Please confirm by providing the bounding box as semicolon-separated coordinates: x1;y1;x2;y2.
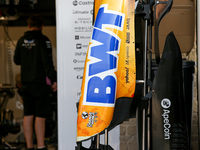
75;35;79;40
73;0;94;6
75;20;92;24
73;59;85;63
73;0;78;6
74;26;93;32
73;10;90;14
76;43;82;49
75;52;87;56
76;43;88;49
77;75;83;79
74;67;84;71
75;35;90;40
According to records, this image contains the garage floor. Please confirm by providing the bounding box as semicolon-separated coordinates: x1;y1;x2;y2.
0;138;57;150
0;143;57;150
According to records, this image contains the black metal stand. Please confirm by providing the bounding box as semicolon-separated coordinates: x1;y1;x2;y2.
135;1;154;149
135;0;174;150
76;129;114;150
136;0;196;150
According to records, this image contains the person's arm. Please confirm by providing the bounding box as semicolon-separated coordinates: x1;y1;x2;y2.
14;38;22;65
51;82;57;92
40;37;57;91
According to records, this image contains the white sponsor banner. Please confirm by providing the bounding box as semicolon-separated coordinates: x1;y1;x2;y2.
56;0;119;150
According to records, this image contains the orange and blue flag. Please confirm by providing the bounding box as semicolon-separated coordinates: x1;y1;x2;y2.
77;0;136;142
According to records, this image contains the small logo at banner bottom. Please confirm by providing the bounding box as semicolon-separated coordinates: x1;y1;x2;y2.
82;112;88;119
87;112;98;127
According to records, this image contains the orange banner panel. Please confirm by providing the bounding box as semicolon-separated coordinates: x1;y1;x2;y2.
77;0;136;142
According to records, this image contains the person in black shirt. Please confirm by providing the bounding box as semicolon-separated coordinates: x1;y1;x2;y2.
14;14;57;150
